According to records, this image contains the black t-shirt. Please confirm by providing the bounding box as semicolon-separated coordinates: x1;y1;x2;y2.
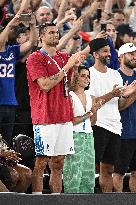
15;61;30;110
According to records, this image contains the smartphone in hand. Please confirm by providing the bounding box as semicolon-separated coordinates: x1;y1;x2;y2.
76;9;81;19
19;13;31;21
97;8;102;22
101;23;107;32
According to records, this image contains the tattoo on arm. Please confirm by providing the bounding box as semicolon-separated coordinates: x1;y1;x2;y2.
49;73;60;81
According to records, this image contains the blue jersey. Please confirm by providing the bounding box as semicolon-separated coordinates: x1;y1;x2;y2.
0;45;20;105
118;69;136;139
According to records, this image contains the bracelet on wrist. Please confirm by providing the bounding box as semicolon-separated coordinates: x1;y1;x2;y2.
82;114;86;130
82;114;86;121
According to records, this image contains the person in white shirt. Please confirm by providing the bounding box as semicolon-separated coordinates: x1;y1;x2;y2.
87;38;136;192
63;65;103;193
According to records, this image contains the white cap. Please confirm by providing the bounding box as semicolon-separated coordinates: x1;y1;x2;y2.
118;43;136;57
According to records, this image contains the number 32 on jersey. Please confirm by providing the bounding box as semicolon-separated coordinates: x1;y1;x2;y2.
0;64;14;78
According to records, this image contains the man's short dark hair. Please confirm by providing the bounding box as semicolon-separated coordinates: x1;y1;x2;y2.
117;24;133;37
38;22;56;35
113;9;125;16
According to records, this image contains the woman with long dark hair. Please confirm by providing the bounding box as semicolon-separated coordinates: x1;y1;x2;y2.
63;65;103;193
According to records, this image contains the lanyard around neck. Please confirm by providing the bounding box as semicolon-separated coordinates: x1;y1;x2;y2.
40;48;69;97
40;48;65;72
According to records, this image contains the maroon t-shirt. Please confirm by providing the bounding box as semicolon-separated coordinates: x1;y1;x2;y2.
26;50;73;124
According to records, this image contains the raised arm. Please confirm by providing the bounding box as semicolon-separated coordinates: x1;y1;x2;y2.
104;0;114;14
13;0;42;14
57;1;102;51
116;0;126;9
17;0;31;14
0;14;20;49
20;14;37;55
57;0;69;22
56;9;77;30
30;0;42;11
57;17;83;51
0;0;35;49
81;0;101;22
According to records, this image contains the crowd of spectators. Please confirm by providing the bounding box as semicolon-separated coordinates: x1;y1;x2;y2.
0;0;136;194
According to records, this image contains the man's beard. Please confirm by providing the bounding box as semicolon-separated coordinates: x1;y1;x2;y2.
99;55;110;65
124;59;136;70
47;41;59;47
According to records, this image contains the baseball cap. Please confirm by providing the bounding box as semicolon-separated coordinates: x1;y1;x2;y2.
89;38;108;54
79;31;91;42
117;24;133;36
118;43;136;57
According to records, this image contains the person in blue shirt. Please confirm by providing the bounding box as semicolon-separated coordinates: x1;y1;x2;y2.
100;22;120;70
89;22;120;70
113;43;136;192
106;36;120;70
0;12;37;146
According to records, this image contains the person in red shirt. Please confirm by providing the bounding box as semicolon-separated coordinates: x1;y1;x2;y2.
26;22;85;194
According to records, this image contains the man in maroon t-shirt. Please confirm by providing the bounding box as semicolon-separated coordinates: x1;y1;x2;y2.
26;22;85;194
